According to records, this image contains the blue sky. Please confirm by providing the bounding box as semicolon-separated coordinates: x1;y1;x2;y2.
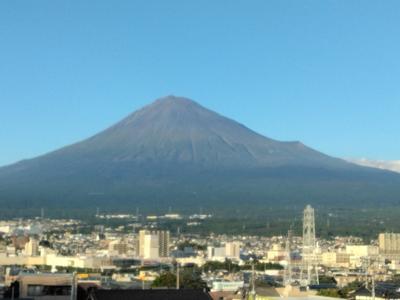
0;1;399;167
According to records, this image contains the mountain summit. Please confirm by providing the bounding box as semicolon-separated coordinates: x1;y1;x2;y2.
46;95;352;169
0;95;399;215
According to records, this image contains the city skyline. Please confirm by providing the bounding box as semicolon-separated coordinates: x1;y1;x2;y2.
0;204;398;299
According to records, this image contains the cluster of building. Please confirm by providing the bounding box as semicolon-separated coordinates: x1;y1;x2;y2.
2;207;400;299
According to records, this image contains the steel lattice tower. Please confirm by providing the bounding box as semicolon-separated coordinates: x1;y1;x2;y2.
301;205;319;286
283;230;293;286
303;205;315;251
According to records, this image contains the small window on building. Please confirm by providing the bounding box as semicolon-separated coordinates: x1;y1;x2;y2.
27;285;71;296
27;285;44;296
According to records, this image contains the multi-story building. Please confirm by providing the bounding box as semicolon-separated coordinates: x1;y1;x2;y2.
16;273;74;300
138;230;170;259
379;233;400;259
108;240;129;256
321;252;351;268
207;243;241;262
346;245;379;258
266;244;286;262
225;242;241;260
207;246;226;261
24;238;39;256
143;233;159;259
158;230;170;257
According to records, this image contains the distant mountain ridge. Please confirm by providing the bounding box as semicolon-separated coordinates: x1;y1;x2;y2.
0;95;399;215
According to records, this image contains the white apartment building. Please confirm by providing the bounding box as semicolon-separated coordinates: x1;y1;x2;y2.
24;238;39;257
138;230;170;259
208;242;242;262
225;242;241;260
379;233;400;259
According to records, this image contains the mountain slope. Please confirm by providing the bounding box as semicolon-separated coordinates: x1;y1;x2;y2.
0;96;399;215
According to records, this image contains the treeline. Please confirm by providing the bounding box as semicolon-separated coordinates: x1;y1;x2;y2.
202;259;283;273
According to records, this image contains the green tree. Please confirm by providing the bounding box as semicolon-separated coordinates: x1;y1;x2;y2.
180;268;207;289
152;271;176;288
203;259;240;273
317;289;341;298
177;241;206;251
338;280;363;298
318;275;337;284
152;269;207;289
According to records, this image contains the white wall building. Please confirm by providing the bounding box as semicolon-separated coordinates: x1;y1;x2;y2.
143;234;159;259
24;238;39;257
138;230;170;259
208;243;241;262
225;242;241;260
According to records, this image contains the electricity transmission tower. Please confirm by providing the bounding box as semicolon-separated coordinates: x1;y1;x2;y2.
283;229;293;286
300;205;319;286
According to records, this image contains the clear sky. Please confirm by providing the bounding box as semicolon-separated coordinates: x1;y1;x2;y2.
0;1;399;167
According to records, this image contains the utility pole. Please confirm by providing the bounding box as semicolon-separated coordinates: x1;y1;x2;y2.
363;257;376;300
251;262;256;299
371;273;375;300
176;263;180;290
71;272;76;300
